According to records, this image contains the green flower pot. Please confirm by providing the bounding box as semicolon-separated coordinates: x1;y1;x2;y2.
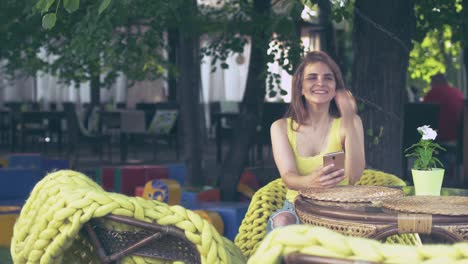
411;168;445;196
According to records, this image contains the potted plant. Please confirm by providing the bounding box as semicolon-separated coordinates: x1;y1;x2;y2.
404;125;446;195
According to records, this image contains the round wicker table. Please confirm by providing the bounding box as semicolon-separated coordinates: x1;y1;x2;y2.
295;186;468;242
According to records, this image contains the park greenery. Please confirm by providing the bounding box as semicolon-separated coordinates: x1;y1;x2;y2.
0;0;467;199
409;0;464;95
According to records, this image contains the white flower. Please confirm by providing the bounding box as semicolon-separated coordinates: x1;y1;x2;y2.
417;125;437;140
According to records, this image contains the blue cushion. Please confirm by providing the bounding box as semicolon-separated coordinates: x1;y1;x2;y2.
0;168;43;200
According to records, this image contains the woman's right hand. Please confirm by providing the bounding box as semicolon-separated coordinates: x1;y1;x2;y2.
307;164;345;188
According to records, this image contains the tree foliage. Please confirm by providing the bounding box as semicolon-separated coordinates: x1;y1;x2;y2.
408;25;462;94
3;0;313;96
409;0;463;93
2;0;185;88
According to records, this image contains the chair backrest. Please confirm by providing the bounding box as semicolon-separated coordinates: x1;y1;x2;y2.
4;102;24;112
116;102;127;109
136;101;179;128
148;109;179;135
209;102;221;125
83;214;201;264
220;101;240;113
63;103;79;140
63;102;91;140
19;112;46;130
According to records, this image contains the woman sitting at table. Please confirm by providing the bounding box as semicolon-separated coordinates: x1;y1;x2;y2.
268;51;366;231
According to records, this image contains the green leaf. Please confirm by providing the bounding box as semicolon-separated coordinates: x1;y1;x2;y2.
220;62;229;69
373;137;379;145
357;103;365;111
433;157;445;168
279;89;288;96
42;13;57;30
34;0;48;13
98;0;112;15
366;128;373;137
64;0;80;13
268;91;277;98
44;0;56;12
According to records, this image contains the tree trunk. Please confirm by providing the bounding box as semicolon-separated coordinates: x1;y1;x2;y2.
90;73;100;107
84;70;101;128
178;0;203;187
168;29;178;101
462;0;468;91
352;0;414;176
318;0;337;60
219;0;271;201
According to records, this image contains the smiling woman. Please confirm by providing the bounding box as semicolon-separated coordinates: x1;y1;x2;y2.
267;51;365;232
302;63;338;105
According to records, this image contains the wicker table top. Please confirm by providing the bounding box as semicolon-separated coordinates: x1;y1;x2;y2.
381;196;468;216
295;186;468;242
299;185;404;203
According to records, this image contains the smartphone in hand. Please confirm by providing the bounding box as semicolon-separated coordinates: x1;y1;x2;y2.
323;151;345;172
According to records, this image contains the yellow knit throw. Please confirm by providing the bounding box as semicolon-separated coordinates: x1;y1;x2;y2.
248;225;468;264
11;170;245;264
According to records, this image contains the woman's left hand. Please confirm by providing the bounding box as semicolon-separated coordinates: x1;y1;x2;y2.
335;89;357;121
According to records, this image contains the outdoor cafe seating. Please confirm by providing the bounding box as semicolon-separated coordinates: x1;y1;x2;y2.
10;167;468;264
239;169;468;263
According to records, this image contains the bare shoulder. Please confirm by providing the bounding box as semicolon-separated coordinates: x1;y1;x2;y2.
271;118;288;132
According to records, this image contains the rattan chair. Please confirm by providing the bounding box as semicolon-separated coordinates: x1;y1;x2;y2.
234;169;416;259
82;214;200;264
11;170;245;264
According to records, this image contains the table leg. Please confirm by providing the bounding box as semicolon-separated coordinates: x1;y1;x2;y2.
216;116;222;163
120;133;128;163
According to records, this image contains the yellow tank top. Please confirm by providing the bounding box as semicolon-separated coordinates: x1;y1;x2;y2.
285;117;348;202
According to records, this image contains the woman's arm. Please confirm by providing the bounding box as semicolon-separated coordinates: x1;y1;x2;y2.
342;115;365;184
335;90;366;184
271;119;344;190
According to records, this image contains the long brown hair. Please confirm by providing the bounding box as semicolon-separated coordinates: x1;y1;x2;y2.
286;51;345;130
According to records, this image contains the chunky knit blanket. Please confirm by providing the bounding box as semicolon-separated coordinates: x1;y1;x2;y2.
248;225;468;264
11;170;245;264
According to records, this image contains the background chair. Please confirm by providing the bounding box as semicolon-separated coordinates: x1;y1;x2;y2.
210;101;240;163
18;112;48;152
148;107;180;160
62;103;111;164
133;102;180;160
0;110;12;148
